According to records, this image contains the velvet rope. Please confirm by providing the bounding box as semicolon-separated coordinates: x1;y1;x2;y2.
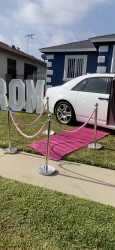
52;109;95;133
10;112;47;138
12;100;47;126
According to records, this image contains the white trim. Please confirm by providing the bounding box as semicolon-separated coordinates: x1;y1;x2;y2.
97;66;106;73
47;62;52;67
99;46;109;52
98;56;105;63
62;78;73;82
46;77;51;83
91;38;115;42
46;70;53;75
111;45;115;73
63;55;87;81
39;48;97;52
47;54;54;59
46;85;52;89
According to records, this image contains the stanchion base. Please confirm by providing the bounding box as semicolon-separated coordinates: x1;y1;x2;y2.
88;143;102;149
43;130;55;135
3;148;17;154
37;165;55;175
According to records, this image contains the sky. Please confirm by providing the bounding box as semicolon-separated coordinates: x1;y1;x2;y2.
0;0;115;60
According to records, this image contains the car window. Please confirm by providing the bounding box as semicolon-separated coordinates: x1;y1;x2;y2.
72;79;88;91
82;78;108;94
107;78;112;94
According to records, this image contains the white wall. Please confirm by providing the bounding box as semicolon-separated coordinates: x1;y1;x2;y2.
111;45;115;73
0;52;7;79
0;50;46;80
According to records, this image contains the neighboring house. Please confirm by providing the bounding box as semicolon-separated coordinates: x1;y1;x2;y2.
0;41;46;94
39;34;115;87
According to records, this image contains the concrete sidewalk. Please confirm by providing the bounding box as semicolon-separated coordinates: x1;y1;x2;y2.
0;148;115;207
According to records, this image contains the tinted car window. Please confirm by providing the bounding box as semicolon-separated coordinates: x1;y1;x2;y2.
82;78;108;94
72;79;88;91
107;78;112;94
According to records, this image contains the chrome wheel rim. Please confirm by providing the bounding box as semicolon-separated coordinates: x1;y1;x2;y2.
56;103;72;124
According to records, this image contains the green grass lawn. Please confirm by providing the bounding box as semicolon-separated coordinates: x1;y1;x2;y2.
1;111;115;249
0;176;115;250
1;110;115;169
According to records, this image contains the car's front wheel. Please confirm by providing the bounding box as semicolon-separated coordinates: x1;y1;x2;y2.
55;101;75;125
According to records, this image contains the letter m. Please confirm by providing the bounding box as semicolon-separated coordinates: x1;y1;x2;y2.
26;80;45;114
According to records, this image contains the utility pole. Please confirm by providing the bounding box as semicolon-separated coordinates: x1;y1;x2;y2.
23;34;36;54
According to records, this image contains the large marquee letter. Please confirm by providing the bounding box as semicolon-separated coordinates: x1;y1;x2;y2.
26;80;44;114
9;79;25;111
0;78;7;110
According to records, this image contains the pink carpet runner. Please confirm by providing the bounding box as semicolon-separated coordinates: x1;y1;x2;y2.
29;125;111;161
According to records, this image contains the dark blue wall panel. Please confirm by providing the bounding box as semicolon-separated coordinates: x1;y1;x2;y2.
46;42;115;87
47;51;98;87
93;42;115;73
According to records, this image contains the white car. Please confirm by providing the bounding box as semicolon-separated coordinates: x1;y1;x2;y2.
45;73;115;130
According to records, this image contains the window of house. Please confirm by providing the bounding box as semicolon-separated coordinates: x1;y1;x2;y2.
7;58;16;78
24;63;37;79
82;78;108;94
63;55;87;81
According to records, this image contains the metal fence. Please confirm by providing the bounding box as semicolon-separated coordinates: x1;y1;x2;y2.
33;71;46;87
16;75;25;81
67;58;84;78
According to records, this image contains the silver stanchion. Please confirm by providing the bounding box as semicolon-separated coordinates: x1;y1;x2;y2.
3;105;17;154
38;114;55;175
43;97;55;135
88;103;102;150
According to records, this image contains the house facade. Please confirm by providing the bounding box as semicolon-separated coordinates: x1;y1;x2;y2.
39;34;115;87
0;41;46;94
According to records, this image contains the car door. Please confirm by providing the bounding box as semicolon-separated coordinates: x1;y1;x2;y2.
75;77;110;126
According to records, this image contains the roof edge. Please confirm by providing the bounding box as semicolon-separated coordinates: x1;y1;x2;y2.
0;41;46;65
90;38;115;42
39;48;97;53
